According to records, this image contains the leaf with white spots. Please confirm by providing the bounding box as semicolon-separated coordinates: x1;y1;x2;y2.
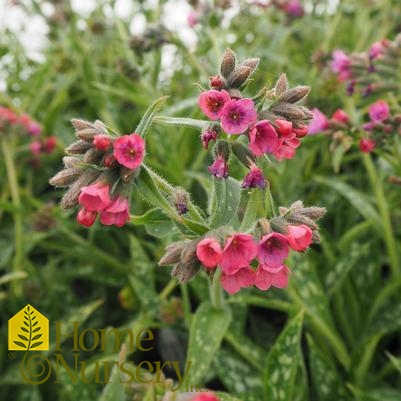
264;311;304;401
210;177;241;228
308;336;350;401
185;301;232;384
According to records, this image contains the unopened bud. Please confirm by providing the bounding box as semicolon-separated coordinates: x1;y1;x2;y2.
71;118;93;132
63;156;81;169
214;139;230;160
281;86;310;104
181;239;200;264
66;140;92;154
158;241;190;266
83;148;102;164
270;103;306;120
209;75;225;90
76;128;99;142
299;206;327;220
172;187;189;215
171;260;200;283
242;58;260;74
231;141;256;167
274;74;289;97
49;168;81;187
312;230;321;244
226;66;252;89
220;48;236;78
286;214;318;230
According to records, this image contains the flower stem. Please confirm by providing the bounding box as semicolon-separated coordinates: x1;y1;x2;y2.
2;137;23;296
363;153;400;277
210;270;224;310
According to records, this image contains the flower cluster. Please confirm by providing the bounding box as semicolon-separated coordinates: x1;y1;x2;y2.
330;34;401;96
159;201;325;295
0;106;57;159
309;99;401;155
49;119;145;227
198;49;312;187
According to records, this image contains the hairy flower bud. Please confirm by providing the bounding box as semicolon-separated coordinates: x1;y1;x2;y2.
220;48;236;78
71;118;93;132
63;156;81;169
76;128;99;142
171;260;201;283
158;241;190;266
66;140;92;154
281;86;310;104
274;74;289;97
172;187;189;215
226;66;252;89
49;168;81;187
230;141;256;167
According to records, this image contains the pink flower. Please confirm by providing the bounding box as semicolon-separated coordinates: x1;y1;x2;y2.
331;109;349;124
359;138;376;153
77;208;98;227
93;134;112;151
275;119;293;137
369;40;389;60
191;392;220;401
283;0;304;17
368;100;390;123
29;141;42;157
78;182;111;212
43;136;57;153
241;164;266;189
100;196;130;227
113;133;145;170
220;233;258;274
286;224;313;251
187;10;200;28
200;128;218;149
220;98;257;135
221;267;255;295
198;90;230;120
0;107;18;124
18;114;42;136
254;265;290;290
362;122;376;132
273;134;300;161
257;232;289;268
196;238;222;268
248;120;279;156
293;124;308;138
308;108;329;135
208;155;229;179
330;50;351;81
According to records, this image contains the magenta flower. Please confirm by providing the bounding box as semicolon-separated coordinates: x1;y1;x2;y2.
198;90;230;120
187;10;199;28
283;0;304;17
308;108;329;135
286;224;313;251
191;393;220;401
273;134;300;161
220;98;257;135
196;238;222;269
293;125;308;138
330;50;351;81
113;133;145;170
208;155;229;179
369;40;388;60
200;128;218;149
248;120;279;156
43;136;57;153
100;196;130;227
368;100;390;123
359;138;376;153
254;265;290;290
77;208;98;227
29;141;42;157
257;232;289;268
93;134;112;151
221;267;255;295
241;164;266;189
220;233;258;274
331;109;349;124
78;182;111;212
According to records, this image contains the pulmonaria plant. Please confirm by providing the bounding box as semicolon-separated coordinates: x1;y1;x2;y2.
49;119;145;227
198;48;312;186
0;106;57;162
50;49;325;300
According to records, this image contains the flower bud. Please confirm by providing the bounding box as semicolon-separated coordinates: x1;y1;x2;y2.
158;241;190;266
274;74;289;97
281;86;310;104
49;168;81;187
66;140;92;154
226;66;252;89
63;156;81;168
270;103;306;120
83;148;102;164
242;57;260;74
230;141;256;168
71;118;93;132
172;187;189;215
171;260;201;283
220;48;236;78
209;75;225;90
76;128;99;142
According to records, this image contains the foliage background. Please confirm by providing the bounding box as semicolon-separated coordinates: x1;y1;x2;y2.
1;1;401;400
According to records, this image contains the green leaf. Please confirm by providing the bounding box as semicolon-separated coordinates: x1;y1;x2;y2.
214;392;243;401
131;208;178;237
386;352;401;376
186;301;232;384
314;176;381;229
210;177;241;228
18;334;28;342
153;115;210;129
98;347;127;401
264;311;304;401
32;334;42;341
13;341;27;349
30;342;43;349
135;96;168;138
308;336;349;401
240;188;266;231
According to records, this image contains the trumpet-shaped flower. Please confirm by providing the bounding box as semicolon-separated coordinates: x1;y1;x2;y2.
220;98;257;135
113;133;145;170
78;182;111;212
198;90;230;120
221;267;255;294
196;238;222;268
257;232;289;268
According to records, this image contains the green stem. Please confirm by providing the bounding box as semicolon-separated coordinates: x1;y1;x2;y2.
2;137;23;296
210;270;224;310
265;179;276;218
159;279;177;301
363;154;400;277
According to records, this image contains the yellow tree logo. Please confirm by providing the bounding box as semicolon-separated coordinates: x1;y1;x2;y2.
8;304;49;351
